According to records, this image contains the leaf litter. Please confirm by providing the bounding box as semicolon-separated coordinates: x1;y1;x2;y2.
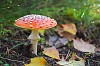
0;24;100;66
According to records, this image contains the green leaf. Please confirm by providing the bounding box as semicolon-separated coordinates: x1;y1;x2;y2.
4;64;9;66
0;61;3;65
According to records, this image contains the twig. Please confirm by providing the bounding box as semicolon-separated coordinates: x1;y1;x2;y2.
0;57;24;64
9;43;26;51
66;50;71;59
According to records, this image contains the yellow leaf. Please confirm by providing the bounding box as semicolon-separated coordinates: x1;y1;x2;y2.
43;46;60;60
39;29;45;35
24;57;47;66
25;64;36;66
62;23;77;35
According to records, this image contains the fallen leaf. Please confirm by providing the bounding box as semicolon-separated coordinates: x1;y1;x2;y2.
56;24;64;36
56;24;76;40
59;37;68;45
61;31;75;40
62;23;77;35
71;53;77;60
56;57;71;66
43;46;60;59
57;55;85;66
69;55;85;66
57;60;85;66
48;35;59;46
94;48;100;52
73;38;96;53
48;35;68;47
69;60;85;66
25;64;35;66
24;57;47;66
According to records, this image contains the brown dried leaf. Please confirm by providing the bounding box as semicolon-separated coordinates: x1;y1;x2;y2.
43;46;60;60
56;24;76;40
73;38;96;53
61;31;75;40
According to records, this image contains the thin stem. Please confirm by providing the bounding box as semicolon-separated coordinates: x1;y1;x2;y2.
31;40;38;55
28;30;40;55
28;30;40;40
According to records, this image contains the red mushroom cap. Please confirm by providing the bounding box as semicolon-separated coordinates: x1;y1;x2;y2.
15;14;57;30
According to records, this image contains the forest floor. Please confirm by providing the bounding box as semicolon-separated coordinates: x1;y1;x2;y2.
0;29;100;66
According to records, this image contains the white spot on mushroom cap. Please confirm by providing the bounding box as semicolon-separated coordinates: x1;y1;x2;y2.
24;18;28;21
30;21;33;24
25;22;27;24
30;25;33;28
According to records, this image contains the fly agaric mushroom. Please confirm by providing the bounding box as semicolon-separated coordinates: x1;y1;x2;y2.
15;14;57;55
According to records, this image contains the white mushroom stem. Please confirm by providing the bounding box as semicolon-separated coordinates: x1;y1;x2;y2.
28;30;40;55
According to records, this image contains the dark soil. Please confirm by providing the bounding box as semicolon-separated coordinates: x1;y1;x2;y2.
0;29;100;66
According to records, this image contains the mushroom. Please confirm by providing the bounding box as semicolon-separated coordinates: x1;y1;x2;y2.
15;14;57;55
